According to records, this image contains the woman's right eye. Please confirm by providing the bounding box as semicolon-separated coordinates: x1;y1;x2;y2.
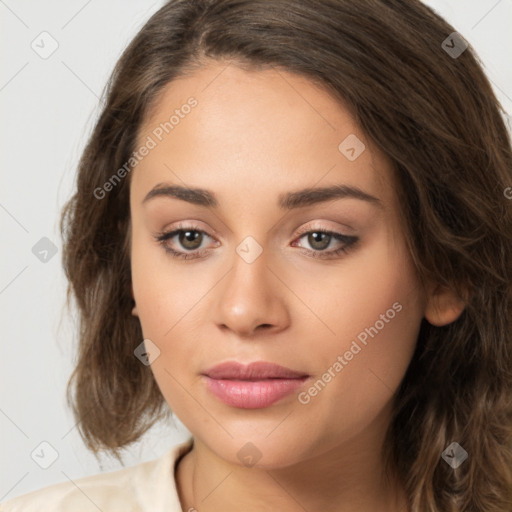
155;225;215;260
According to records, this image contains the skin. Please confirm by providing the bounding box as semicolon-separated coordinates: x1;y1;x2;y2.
129;59;464;512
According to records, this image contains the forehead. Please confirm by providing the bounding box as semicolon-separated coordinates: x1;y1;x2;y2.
131;60;394;209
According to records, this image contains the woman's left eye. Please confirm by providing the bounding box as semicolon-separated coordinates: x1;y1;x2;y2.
155;224;359;260
292;228;359;259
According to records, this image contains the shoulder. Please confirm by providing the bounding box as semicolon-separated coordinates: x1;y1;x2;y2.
0;437;194;512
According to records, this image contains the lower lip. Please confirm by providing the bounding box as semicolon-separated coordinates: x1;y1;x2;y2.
203;376;309;409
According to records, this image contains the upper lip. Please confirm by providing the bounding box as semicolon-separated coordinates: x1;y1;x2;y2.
202;361;309;380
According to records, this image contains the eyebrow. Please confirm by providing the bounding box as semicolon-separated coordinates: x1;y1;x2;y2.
142;183;382;209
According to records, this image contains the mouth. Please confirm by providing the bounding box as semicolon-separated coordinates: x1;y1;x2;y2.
201;361;311;409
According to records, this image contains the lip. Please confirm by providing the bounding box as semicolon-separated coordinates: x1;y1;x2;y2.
201;361;310;409
202;360;309;380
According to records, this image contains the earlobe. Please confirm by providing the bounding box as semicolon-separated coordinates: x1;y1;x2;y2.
424;283;466;327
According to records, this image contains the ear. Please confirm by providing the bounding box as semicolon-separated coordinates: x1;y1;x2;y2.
424;282;465;327
131;283;139;317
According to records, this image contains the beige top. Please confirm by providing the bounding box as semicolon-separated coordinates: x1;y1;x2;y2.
0;436;194;512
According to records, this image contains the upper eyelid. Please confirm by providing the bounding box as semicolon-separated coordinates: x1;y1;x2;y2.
160;223;350;236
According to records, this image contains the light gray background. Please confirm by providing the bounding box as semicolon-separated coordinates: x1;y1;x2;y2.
1;0;511;502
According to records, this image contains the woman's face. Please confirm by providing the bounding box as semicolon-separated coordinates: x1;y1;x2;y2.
129;60;427;467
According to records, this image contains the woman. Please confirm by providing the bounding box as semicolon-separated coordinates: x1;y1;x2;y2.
2;0;511;511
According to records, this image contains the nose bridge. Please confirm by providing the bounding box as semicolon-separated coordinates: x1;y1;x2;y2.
227;234;274;300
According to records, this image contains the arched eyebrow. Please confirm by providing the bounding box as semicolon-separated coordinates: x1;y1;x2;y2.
142;183;383;209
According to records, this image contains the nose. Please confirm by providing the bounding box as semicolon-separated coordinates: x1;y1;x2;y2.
214;243;290;338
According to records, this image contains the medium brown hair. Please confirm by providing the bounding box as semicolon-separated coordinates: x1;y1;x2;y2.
60;1;512;509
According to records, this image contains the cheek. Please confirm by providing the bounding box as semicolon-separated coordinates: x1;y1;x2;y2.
299;227;423;435
130;232;203;413
130;223;213;382
130;222;203;336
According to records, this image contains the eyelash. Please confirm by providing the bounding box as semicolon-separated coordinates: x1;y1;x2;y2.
154;223;359;261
